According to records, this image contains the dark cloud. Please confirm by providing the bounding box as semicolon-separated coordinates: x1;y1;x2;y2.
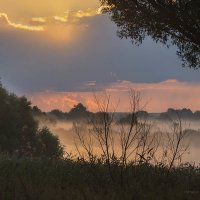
0;14;199;95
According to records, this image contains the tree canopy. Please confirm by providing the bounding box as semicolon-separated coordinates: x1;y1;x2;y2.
68;103;90;119
101;0;200;68
0;84;64;158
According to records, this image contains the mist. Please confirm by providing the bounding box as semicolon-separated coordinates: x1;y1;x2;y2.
36;115;200;164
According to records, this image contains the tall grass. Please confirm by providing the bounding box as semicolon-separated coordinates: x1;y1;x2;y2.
0;155;199;200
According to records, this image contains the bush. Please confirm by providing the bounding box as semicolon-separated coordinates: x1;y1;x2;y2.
0;84;64;158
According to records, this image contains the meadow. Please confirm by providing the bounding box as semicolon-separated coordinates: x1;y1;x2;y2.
0;155;200;200
1;85;200;200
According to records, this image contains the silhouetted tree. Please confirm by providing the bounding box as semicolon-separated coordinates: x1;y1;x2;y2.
35;127;64;158
0;85;37;155
194;111;200;119
69;103;89;119
118;111;148;124
101;0;200;68
69;103;87;114
159;108;194;120
32;106;44;115
0;84;64;158
49;109;66;119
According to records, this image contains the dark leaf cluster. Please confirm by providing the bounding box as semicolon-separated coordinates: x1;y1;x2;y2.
101;0;200;68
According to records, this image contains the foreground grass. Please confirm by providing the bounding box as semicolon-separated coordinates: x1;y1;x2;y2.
0;156;200;200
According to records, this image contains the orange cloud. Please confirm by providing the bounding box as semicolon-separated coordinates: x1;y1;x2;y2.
28;80;200;113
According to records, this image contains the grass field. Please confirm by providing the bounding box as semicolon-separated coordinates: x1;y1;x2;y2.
0;156;200;200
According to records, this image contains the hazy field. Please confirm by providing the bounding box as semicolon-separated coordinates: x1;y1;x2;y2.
37;117;200;164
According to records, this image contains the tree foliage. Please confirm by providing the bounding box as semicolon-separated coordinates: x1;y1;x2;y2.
69;103;90;119
101;0;200;68
35;128;64;158
0;84;64;158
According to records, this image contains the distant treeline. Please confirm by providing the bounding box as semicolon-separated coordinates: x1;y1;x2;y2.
33;104;200;122
33;103;93;121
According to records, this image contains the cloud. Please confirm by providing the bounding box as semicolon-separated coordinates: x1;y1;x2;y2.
1;11;199;102
28;80;200;113
74;8;99;18
54;15;68;23
0;7;100;34
0;13;44;31
30;17;46;26
0;0;100;19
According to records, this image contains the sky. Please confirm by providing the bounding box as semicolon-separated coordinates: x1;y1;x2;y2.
0;0;200;112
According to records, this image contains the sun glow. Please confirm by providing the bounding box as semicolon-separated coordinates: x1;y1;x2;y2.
44;23;84;44
28;80;200;113
0;0;100;43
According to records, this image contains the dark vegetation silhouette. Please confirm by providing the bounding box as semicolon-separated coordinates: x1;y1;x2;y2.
0;83;64;158
100;0;200;68
0;157;200;200
43;103;92;121
39;105;200;122
0;84;200;199
159;108;200;120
